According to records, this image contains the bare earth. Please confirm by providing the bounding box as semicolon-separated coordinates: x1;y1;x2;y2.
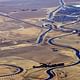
0;0;80;80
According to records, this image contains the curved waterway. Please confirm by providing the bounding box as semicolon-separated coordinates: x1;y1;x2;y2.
45;68;55;80
0;6;80;79
0;64;24;77
36;25;53;44
37;24;80;80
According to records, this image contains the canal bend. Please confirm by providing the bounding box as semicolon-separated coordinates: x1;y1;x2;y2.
37;24;80;80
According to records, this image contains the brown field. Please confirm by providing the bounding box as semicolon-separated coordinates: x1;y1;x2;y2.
0;0;80;80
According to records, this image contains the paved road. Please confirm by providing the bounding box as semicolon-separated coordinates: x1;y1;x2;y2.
0;12;41;28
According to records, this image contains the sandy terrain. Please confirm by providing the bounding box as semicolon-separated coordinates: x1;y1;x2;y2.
0;0;80;80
